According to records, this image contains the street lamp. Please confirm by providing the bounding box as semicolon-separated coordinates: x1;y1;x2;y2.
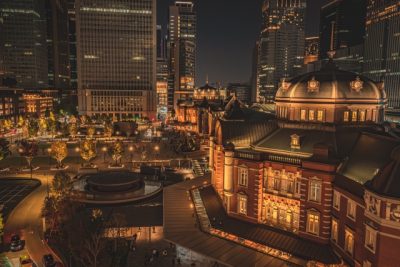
102;146;107;163
128;145;134;162
75;147;80;165
47;148;52;166
154;145;159;158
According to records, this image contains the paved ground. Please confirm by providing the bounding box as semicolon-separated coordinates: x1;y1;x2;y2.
0;179;40;218
1;174;63;267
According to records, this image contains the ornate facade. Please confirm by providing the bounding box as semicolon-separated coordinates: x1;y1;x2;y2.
209;61;400;266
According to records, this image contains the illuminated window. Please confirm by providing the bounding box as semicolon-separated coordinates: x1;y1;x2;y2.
286;209;293;226
272;206;278;222
309;110;315;121
237;194;247;215
290;134;301;149
345;229;354;255
331;218;338;242
347;199;356;220
344;111;349;122
317;110;324;122
307;211;320;235
238;166;248;187
333;191;340;210
352;110;358;122
359;110;366;122
309;179;321;202
365;226;377;253
300;109;306;121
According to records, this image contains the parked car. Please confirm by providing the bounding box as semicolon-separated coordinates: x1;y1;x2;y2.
43;254;56;267
19;255;33;267
10;234;23;251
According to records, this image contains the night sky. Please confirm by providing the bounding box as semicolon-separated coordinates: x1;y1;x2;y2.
158;0;331;86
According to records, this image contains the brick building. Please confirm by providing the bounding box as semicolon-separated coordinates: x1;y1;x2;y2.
207;60;400;266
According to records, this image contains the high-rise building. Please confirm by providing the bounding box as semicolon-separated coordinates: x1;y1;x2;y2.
363;0;400;109
67;0;77;90
156;25;168;115
46;0;70;90
319;0;366;60
304;36;319;65
0;0;48;89
250;41;260;103
257;0;306;103
76;0;157;120
168;0;196;112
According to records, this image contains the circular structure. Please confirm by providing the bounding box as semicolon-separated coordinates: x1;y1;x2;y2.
86;171;143;193
274;62;387;124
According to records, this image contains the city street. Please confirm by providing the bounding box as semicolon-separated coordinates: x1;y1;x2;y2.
2;174;63;267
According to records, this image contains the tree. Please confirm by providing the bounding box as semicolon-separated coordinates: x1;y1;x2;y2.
18;140;38;170
3;119;12;131
39;117;48;135
87;126;96;138
52;171;73;197
27;118;39;137
0;138;10;162
0;210;4;247
50;141;68;168
103;121;113;138
17;116;25;128
80;140;96;166
108;140;124;166
47;112;57;137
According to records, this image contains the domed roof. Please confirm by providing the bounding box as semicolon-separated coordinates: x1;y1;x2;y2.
275;64;386;104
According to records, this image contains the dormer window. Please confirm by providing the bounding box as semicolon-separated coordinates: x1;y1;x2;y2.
290;134;301;149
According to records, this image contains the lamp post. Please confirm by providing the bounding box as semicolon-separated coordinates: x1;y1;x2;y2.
128;145;134;162
47;147;52;167
75;147;80;165
154;145;159;159
102;146;107;163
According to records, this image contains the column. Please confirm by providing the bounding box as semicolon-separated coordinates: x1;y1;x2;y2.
223;150;234;211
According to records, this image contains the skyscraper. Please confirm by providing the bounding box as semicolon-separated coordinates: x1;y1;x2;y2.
363;0;400;109
304;36;319;65
46;0;70;90
76;0;157;120
67;0;77;90
0;0;48;88
156;25;168;118
257;0;306;103
319;0;366;60
168;0;196;112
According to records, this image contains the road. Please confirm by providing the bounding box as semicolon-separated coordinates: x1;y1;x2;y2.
2;174;63;267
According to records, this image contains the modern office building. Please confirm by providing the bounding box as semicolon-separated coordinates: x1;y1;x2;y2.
168;0;196;112
319;0;366;60
257;0;306;103
304;36;319;65
67;0;77;90
76;0;157;120
46;0;70;90
363;0;400;109
251;41;260;103
227;83;251;104
156;25;168;118
0;0;48;89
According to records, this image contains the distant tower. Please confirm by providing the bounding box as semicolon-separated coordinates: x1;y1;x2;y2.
76;0;157;120
67;0;78;90
257;0;306;103
168;0;197;113
0;0;48;88
363;0;400;109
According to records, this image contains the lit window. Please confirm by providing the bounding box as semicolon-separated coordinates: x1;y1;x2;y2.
237;194;247;215
307;211;320;235
344;111;349;122
345;229;354;255
331;218;338;242
317;110;324;122
333;191;340;210
352;110;358;122
347;199;356;220
359;110;366;122
300;109;306;121
309;179;321;203
238;167;248;187
365;226;377;253
290;134;301;149
309;110;315;121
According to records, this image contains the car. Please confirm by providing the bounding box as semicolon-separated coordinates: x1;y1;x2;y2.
19;255;33;267
43;254;56;267
10;234;23;251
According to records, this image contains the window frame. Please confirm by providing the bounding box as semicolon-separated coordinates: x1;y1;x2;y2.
331;218;338;242
238;166;248;187
347;199;356;220
237;194;247;215
344;228;355;256
309;179;322;203
317;110;324;122
344;111;349;122
307;210;320;235
333;190;340;211
365;225;377;253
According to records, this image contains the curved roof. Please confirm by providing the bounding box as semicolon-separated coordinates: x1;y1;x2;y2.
275;63;386;104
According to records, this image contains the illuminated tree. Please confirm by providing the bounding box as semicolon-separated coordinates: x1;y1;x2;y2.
0;138;11;164
17;116;25;128
80;140;97;166
87;126;96;138
27;118;39;137
50;141;68;168
103;121;113;138
52;171;73;197
108;140;124;166
47;112;57;137
39;117;48;135
0;210;4;246
3;119;12;130
68;123;78;138
18;140;38;171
